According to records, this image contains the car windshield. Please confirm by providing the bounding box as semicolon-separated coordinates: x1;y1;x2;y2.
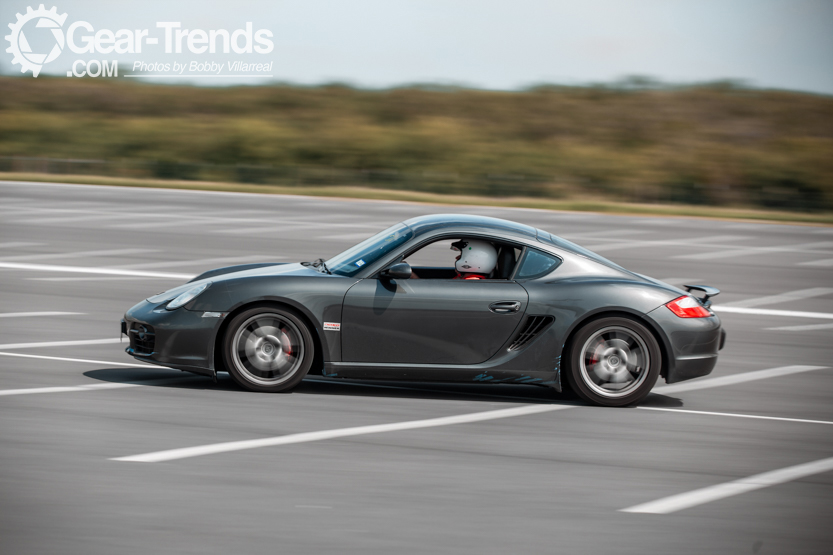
326;222;414;277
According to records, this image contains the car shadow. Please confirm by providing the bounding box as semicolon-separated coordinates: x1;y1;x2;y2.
82;368;581;405
640;392;685;407
298;376;581;404
83;368;238;391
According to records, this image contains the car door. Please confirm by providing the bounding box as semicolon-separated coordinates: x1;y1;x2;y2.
341;278;528;364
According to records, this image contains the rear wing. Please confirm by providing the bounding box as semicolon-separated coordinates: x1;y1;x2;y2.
684;284;720;307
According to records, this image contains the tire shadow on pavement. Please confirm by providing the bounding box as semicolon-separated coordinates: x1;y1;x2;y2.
639;392;684;407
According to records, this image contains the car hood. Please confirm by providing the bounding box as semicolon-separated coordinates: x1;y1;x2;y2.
146;262;325;302
188;262;292;282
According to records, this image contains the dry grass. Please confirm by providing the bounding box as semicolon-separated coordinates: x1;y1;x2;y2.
0;77;831;211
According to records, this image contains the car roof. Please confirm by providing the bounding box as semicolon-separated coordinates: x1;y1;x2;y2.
402;213;629;273
402;214;540;240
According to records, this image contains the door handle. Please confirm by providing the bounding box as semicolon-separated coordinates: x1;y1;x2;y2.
489;301;521;314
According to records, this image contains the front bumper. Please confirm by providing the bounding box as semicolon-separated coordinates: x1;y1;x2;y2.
122;300;224;377
648;306;725;384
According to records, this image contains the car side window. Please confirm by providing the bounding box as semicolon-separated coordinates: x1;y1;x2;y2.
403;239;457;268
402;237;516;280
515;248;561;279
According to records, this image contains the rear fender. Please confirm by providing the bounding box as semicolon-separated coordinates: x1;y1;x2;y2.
521;279;679;379
556;307;674;381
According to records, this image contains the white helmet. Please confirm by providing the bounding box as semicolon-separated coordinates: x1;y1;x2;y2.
452;239;497;274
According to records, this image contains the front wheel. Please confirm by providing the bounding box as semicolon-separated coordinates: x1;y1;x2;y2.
223;307;314;393
565;317;661;407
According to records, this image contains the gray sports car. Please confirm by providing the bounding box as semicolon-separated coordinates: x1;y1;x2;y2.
122;214;725;407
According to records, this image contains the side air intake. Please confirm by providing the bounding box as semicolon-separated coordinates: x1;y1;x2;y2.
508;316;554;351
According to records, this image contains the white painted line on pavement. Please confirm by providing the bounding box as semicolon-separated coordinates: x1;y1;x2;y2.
106;213;310;231
633;219;676;226
637;406;833;426
559;229;650;241
712;306;833;320
0;338;124;350
111;363;829;462
29;277;156;282
0;248;156;262
654;365;828;395
0;382;141;396
0;262;193;280
0;376;198;397
22;214;131;225
656;278;702;287
112;404;574;463
719;287;833;309
583;235;749;254
0;311;83;318
0;205;84;216
620;456;833;514
113;255;269;270
767;322;833;332
0;242;42;249
674;241;833;261
673;245;782;261
215;222;378;235
0;351;167;367
319;232;376;241
800;258;833;267
108;219;217;231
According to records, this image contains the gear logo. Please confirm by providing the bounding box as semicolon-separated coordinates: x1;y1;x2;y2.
5;4;67;77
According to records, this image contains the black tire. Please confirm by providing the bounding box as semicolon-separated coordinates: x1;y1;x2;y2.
564;316;661;407
223;306;314;393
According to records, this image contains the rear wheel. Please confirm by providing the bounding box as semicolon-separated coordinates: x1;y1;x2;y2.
223;307;313;392
565;317;660;407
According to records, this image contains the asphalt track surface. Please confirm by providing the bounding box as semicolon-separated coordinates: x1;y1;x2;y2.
1;180;832;554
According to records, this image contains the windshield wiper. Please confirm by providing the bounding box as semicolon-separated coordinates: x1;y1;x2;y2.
301;258;331;274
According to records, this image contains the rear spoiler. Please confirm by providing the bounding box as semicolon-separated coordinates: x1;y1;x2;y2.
684;284;720;307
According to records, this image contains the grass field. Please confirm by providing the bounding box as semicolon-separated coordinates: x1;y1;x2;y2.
0;76;831;214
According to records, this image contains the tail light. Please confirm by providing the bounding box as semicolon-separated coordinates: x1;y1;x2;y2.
666;295;712;318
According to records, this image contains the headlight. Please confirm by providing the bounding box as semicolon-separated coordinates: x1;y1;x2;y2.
166;282;211;310
148;289;181;304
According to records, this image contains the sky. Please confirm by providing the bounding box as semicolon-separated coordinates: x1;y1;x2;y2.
2;0;832;94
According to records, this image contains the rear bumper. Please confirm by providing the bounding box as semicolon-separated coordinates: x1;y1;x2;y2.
669;353;719;383
648;306;724;384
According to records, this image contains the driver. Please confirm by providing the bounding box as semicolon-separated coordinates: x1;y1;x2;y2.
451;239;497;280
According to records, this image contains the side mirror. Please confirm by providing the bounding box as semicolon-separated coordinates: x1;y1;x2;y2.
380;262;412;280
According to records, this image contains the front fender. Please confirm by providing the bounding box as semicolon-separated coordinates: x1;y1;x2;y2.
212;275;359;363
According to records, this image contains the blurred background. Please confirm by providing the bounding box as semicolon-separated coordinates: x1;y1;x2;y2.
2;4;833;553
1;0;831;214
